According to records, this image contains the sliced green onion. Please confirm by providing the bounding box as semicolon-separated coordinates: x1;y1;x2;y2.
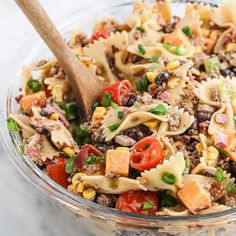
218;149;229;157
20;144;25;156
7;118;19;132
162;172;177;185
65;157;75;174
226;182;235;193
148;56;159;63
108;123;120;131
84;156;97;165
175;45;188;56
91;102;102;111
136;26;145;33
111;102;119;109
59;102;78;120
182;25;192;37
27;77;42;92
133;101;140;109
161;193;177;207
101;91;112;107
162;43;172;50
72;125;92;145
118;111;125;120
138;44;146;55
135;77;149;92
143;201;154;210
215;167;224;183
185;159;190;169
148;104;168;115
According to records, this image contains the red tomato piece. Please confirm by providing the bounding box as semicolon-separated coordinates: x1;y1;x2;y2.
74;145;103;172
100;80;132;105
46;157;69;188
91;30;110;43
116;192;158;215
130;137;164;171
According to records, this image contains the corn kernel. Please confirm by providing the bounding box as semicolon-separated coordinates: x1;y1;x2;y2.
77;183;85;193
145;72;156;83
63;147;75;158
207;146;219;160
167;77;181;89
226;43;236;52
194;46;202;55
52;85;63;102
144;119;158;128
68;184;77;193
116;147;130;151
49;113;59;120
72;172;86;185
92;107;107;119
82;188;96;200
196;143;203;153
166;60;180;70
140;14;149;23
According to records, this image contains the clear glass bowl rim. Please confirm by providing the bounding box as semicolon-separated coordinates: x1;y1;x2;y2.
1;0;236;228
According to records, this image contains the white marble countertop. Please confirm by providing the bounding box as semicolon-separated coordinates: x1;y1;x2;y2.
0;1;92;235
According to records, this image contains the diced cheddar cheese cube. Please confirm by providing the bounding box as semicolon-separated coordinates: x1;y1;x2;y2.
144;119;158;129
116;147;130;151
223;129;236;161
92;107;107;120
106;149;130;177
20;91;47;115
177;180;211;214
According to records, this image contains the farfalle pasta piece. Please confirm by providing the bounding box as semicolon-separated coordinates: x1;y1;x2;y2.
9;114;36;138
156;208;190;216
139;152;185;193
80;176;147;194
101;102;169;142
84;31;129;83
165;107;194;136
161;137;176;159
199;203;230;214
182;174;214;186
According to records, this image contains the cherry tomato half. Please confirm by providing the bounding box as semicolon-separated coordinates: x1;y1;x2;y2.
74;144;103;172
100;80;132;105
46;157;69;188
90;30;110;43
116;192;158;215
130;137;164;171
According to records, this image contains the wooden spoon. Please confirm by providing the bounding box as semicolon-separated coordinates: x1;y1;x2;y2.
15;0;108;121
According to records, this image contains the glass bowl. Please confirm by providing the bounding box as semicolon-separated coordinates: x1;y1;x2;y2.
1;0;236;235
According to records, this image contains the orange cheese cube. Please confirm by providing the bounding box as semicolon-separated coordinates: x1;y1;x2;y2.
163;29;190;47
177;180;211;214
106;149;130;177
20;91;47;115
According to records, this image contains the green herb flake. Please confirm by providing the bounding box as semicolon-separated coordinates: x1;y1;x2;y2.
7;118;19;132
162;43;172;50
111;102;119;109
20;144;25;156
218;149;229;157
215;167;224;183
148;104;168;116
118;111;125;120
161;193;177;207
148;56;159;63
182;25;192;37
91;102;102;111
227;182;235;193
65;157;75;174
133;101;140;109
138;44;146;55
162;172;177;185
108;123;120;131
136;26;145;33
175;45;188;56
135;77;149;92
101;91;112;107
143;201;154;210
27;77;42;92
85;156;105;166
204;57;220;75
72;125;92;145
59;102;78;120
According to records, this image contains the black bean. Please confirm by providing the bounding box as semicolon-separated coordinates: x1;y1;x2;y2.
155;73;170;85
97;145;115;154
197;112;212;122
123;93;137;107
41;108;53;117
96;135;106;144
124;128;143;142
186;140;198;152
